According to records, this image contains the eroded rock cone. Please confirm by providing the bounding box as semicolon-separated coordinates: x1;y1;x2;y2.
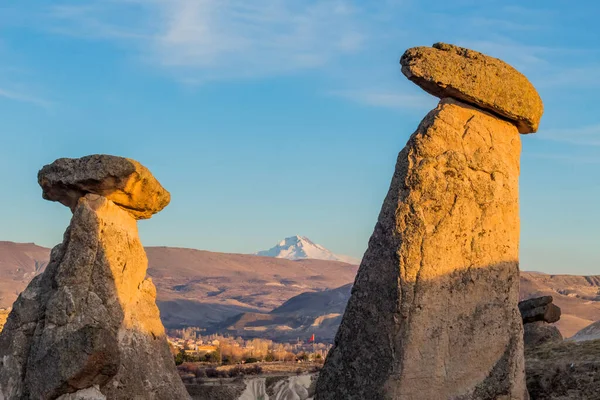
316;44;543;400
0;155;189;400
519;296;563;348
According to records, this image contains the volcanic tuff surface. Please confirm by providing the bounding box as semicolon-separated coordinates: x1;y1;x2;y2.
0;155;188;400
317;98;527;399
38;154;170;220
519;296;563;349
400;42;543;133
316;42;545;399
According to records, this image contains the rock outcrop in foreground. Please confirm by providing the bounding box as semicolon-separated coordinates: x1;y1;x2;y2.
526;339;600;399
519;296;563;348
0;155;189;399
316;43;543;399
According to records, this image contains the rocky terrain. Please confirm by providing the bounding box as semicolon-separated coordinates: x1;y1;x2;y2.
519;296;563;348
526;339;600;399
0;243;357;330
0;155;188;399
316;42;541;399
223;273;600;343
185;374;317;400
569;319;600;342
0;44;595;400
213;284;351;343
520;273;600;337
146;247;357;329
3;242;600;343
0;241;50;308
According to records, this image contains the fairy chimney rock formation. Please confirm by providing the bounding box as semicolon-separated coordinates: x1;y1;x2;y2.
0;155;189;400
519;296;563;348
315;44;543;400
519;296;561;324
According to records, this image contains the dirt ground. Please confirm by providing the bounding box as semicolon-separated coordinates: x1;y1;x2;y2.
526;339;600;399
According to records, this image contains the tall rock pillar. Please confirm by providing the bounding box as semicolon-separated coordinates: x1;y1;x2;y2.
315;43;543;399
0;155;190;400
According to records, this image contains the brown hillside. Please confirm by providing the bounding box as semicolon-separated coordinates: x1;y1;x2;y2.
1;241;599;339
520;272;600;338
0;241;50;308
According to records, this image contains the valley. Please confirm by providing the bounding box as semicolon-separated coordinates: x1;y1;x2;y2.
1;239;600;342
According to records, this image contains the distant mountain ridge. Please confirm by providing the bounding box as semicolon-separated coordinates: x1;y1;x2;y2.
2;241;600;342
255;235;361;264
0;241;358;330
0;241;50;308
216;272;600;342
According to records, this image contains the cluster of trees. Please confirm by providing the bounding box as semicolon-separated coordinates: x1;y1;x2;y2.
211;338;299;364
178;363;262;380
175;349;221;365
168;327;206;340
175;347;323;366
173;334;330;366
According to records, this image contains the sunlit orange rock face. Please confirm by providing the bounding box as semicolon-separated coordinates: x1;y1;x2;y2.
0;156;188;400
0;309;8;332
401;42;543;134
38;154;170;220
316;44;543;400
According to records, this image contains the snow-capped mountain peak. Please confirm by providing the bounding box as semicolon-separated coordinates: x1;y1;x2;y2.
255;235;360;265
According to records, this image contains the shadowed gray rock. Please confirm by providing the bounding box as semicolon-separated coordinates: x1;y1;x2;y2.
519;296;561;324
520;296;563;349
0;156;188;400
524;321;563;348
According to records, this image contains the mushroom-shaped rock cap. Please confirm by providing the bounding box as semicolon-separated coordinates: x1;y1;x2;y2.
38;154;170;219
400;42;543;134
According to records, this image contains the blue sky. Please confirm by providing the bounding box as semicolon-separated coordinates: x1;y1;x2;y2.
0;0;599;274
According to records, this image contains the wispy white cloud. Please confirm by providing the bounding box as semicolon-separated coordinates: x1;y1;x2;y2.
0;88;51;108
327;90;435;110
13;0;596;112
48;4;149;39
46;0;371;82
538;66;600;88
467;17;541;32
539;124;600;146
526;152;600;164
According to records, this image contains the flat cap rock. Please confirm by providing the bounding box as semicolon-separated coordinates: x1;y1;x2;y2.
519;296;553;313
519;296;561;324
38;154;170;219
400;42;543;134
